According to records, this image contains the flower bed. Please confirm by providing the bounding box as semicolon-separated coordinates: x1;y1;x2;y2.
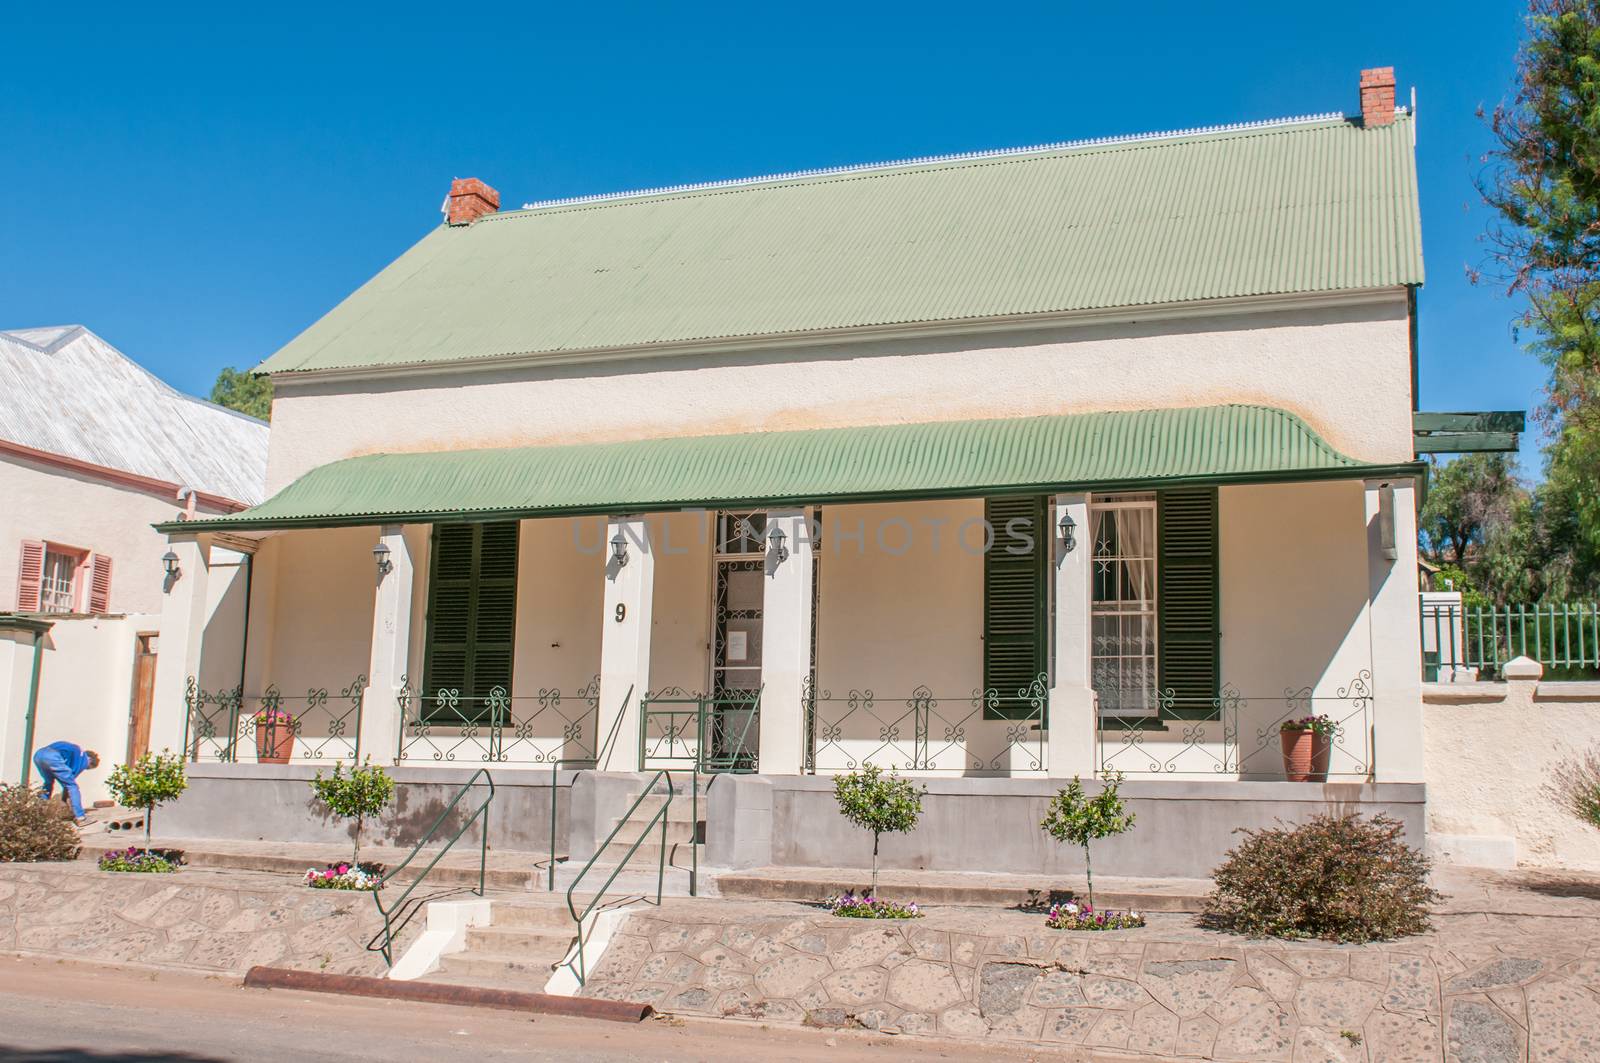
828;892;921;919
98;847;180;874
304;862;382;891
1045;900;1144;931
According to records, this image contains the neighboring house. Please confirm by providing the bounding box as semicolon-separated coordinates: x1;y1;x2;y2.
0;325;267;803
151;70;1434;876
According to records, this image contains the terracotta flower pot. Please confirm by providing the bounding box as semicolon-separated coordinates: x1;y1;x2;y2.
255;720;295;764
1280;729;1331;782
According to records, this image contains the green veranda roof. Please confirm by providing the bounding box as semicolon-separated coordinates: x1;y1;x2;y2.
260;113;1423;375
162;406;1422;533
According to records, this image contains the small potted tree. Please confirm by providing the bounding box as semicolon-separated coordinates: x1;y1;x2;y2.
1279;714;1335;781
1040;771;1143;930
306;759;394;890
103;751;188;872
830;765;925;918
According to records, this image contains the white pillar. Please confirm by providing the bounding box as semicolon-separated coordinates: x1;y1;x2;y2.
597;516;653;770
1048;494;1097;777
758;510;814;776
1366;478;1425;783
360;525;414;764
151;533;211;756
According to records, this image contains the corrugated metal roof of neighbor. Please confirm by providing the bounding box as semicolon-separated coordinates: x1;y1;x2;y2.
0;326;271;504
259;112;1423;375
168;405;1416;531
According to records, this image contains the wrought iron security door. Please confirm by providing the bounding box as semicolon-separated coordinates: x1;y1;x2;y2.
711;513;765;770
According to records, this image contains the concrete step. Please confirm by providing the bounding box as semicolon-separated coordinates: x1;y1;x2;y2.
550;862;708;899
713;867;1209;912
489;901;576;930
591;839;703;866
612;815;701;843
465;925;574;958
431;950;563;983
422;967;558;993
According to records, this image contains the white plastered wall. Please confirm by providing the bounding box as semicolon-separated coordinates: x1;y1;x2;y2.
0;453;236;616
264;298;1415;494
241;528;376;702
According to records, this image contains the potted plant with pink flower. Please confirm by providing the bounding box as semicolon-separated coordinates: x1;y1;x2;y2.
1279;715;1335;781
253;706;296;764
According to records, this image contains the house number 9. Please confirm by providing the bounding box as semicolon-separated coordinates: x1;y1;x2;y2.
615;603;626;623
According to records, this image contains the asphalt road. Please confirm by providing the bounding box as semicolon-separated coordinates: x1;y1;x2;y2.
0;956;1096;1062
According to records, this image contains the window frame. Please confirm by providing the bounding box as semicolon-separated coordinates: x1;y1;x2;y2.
39;542;88;615
1088;494;1159;720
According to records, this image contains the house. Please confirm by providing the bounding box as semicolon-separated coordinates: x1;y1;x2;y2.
150;69;1430;877
0;325;268;803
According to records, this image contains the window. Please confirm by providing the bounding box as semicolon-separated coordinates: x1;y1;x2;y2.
40;548;81;613
1090;489;1220;721
422;521;519;721
1090;495;1158;716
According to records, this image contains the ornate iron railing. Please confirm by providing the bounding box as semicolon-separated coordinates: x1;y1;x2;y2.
182;676;364;764
1421;599;1600;679
396;676;600;764
638;688;761;772
802;674;1047;774
1095;672;1374;778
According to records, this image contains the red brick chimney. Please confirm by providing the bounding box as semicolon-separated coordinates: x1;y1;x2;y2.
446;178;500;225
1360;67;1396;128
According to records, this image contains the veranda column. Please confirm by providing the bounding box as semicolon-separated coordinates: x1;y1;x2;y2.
597;516;654;770
1366;478;1425;783
150;533;211;756
360;525;414;764
1048;494;1097;777
758;509;813;775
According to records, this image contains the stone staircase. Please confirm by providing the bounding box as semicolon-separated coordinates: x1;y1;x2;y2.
549;776;711;898
423;897;576;991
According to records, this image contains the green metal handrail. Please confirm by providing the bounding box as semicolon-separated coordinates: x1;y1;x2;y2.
561;769;674;986
368;767;495;965
638;688;761;773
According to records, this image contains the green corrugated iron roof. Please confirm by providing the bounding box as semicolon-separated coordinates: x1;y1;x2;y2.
161;406;1422;532
259;113;1424;375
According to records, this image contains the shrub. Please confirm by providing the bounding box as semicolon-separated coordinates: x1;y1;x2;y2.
0;783;80;862
105;751;188;847
1040;771;1135;909
832;765;926;897
1546;746;1600;831
310;759;395;865
1204;813;1440;943
99;846;179;873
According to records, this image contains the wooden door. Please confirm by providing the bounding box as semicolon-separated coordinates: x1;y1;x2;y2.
127;634;157;762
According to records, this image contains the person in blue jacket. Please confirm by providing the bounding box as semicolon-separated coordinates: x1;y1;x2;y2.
33;741;99;824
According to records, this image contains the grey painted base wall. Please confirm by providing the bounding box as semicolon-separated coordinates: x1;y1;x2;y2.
706;775;1427;880
156;764;577;854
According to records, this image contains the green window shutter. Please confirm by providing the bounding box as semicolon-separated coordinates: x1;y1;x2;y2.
983;495;1047;720
423;521;520;721
1157;488;1218;718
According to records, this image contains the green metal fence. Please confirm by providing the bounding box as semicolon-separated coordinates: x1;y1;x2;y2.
638;689;761;773
1420;601;1600;679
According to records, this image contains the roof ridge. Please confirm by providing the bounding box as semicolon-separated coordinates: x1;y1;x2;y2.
514;110;1378;213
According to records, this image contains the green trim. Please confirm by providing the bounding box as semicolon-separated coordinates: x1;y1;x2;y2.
0;615;55;635
18;629;45;787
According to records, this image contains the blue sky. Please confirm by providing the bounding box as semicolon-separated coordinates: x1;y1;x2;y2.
2;2;1542;468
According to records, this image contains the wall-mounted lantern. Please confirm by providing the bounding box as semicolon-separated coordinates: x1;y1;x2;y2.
610;529;630;567
162;549;181;580
372;540;393;577
768;525;789;565
1057;511;1077;554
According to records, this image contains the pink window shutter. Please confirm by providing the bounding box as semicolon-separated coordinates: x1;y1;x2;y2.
16;540;45;612
88;553;113;613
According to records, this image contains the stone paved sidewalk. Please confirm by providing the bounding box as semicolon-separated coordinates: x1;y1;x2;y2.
577;867;1600;1061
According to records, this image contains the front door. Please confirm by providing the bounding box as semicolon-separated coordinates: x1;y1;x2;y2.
710;513;764;768
126;633;157;762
